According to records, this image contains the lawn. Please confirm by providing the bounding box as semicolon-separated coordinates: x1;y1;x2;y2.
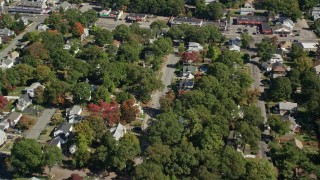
8;86;26;96
243;65;250;75
1;141;14;153
38;125;55;141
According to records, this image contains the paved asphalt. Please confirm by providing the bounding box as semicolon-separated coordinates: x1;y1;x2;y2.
249;58;270;159
0;14;47;60
25;108;56;139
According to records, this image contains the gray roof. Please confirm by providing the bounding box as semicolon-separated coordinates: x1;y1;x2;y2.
49;137;61;146
20;93;32;103
59;1;71;10
56;122;72;134
183;65;197;74
7;112;21;121
110;123;126;140
3;58;13;66
70;105;81;114
279;102;297;110
172;17;202;23
237;16;267;22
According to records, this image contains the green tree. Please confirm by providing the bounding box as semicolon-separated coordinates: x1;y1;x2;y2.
92;27;113;46
150;20;169;30
268;77;292;101
113;24;131;42
294;55;313;72
134;162;167;180
207;44;221;61
238;122;261;152
268;115;290;135
242;105;264;126
207;2;225;20
83;9;99;24
241;32;254;49
245;159;277;180
220;146;246;179
11;139;43;176
92;85;111;103
290;43;306;60
117;42;142;62
72;133;90;168
256;40;276;61
43;145;63;176
72;82;91;104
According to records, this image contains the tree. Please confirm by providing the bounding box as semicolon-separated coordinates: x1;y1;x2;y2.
83;9;99;24
150;20;169;30
34;65;54;83
11;139;43;176
72;82;91;104
268;77;292;101
241;32;254;49
290;44;306;60
238;122;261;152
256;40;276;61
43;145;63;176
207;2;225;20
217;50;243;67
25;42;49;60
72;133;91;168
134;162;167;180
12;64;35;86
117;42;142;62
92;27;113;46
0;96;8;112
294;55;313;72
151;38;173;57
72;22;84;38
121;99;139;124
16;116;35;130
92;86;111;103
242;105;264;126
245;159;277;180
268;115;290;135
113;24;131;42
88;100;120;125
207;44;221;61
220;146;246;179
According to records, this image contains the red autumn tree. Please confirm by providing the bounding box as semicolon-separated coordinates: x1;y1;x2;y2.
0;96;8;112
70;174;84;180
88;100;120;125
120;99;140;124
72;22;84;38
182;51;200;63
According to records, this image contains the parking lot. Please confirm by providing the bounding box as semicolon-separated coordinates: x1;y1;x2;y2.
96;13;170;30
224;17;319;43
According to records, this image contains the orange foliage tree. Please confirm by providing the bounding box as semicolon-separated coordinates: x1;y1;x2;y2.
120;99;140;124
72;22;84;38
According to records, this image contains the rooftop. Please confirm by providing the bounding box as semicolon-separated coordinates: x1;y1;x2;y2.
56;122;72;134
279;102;298;110
237;16;267;22
110;123;126;140
172;17;203;23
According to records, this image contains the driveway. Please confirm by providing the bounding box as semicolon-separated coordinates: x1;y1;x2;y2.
25;108;56;139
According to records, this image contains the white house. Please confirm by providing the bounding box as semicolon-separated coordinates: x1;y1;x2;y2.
110;123;126;140
0;120;10;131
0;59;14;69
268;54;283;64
66;105;82;123
294;42;318;52
312;7;320;20
37;24;48;32
24;82;43;98
0;129;6;146
0;28;15;37
54;122;73;137
187;42;203;52
282;19;295;30
229;44;241;51
239;8;255;15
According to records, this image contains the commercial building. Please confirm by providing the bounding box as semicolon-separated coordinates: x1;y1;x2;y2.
170;17;203;27
8;0;50;14
236;16;267;25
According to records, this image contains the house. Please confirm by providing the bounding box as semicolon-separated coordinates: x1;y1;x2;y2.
16;93;32;111
312;7;320;20
313;61;320;75
278;41;292;54
8;0;49;14
268;54;283;64
9;51;19;61
229;37;241;46
37;24;48;32
0;28;15;37
81;28;89;40
0;129;6;146
49;137;62;149
229;44;240;51
99;9;123;20
244;2;253;8
0;59;14;69
261;62;272;72
99;9;112;17
282;19;295;30
110;123;126;140
156;28;169;38
272;24;291;35
294;138;303;149
56;1;71;12
6;112;22;126
179;79;194;90
260;23;272;34
54;122;73;137
66;105;82;123
278;102;298;115
294;42;318;52
126;13;146;22
24;82;43;98
236;16;267;25
239;8;255;15
272;62;288;78
187;42;203;52
205;0;218;4
170;17;203;27
0;120;9;131
19;17;29;26
182;65;197;78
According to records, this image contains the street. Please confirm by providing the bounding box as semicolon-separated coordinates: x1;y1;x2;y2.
25;108;56;139
0;14;47;60
249;58;270;158
142;48;179;129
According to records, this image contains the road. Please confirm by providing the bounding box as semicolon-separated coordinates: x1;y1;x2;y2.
142;48;179;129
25;108;56;139
249;58;270;158
0;14;47;60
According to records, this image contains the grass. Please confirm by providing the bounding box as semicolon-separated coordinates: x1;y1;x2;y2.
0;43;9;53
1;141;14;152
243;65;250;75
38;125;55;141
8;86;26;96
130;119;142;127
